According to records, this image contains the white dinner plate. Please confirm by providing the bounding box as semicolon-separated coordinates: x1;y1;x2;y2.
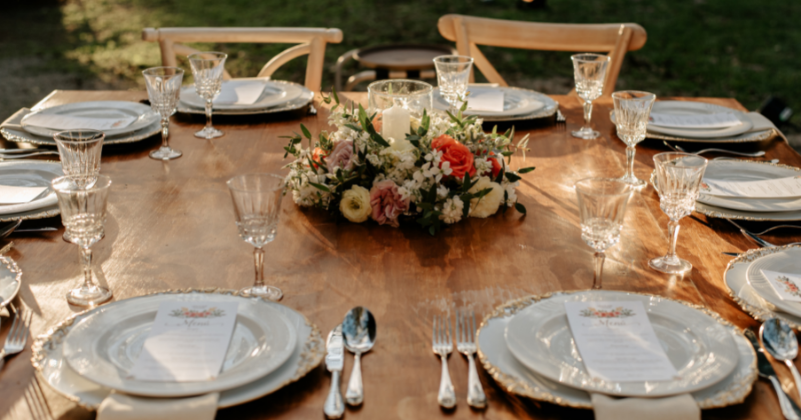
697;160;801;212
62;292;297;397
746;247;801;319
646;101;753;138
504;290;739;397
32;289;324;409
21;101;160;137
433;86;551;118
180;78;303;111
478;293;757;409
0;161;62;216
0;255;21;309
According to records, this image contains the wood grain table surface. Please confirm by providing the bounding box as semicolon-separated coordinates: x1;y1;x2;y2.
0;90;798;420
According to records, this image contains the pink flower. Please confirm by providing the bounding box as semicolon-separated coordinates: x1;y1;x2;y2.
324;140;355;173
370;180;409;228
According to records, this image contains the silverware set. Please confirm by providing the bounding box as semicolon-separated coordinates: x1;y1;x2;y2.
432;311;487;410
324;307;376;419
662;141;768;159
746;319;801;419
0;305;32;369
727;219;801;248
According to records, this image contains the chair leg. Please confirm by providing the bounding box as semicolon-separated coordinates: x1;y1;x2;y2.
345;70;377;91
335;49;359;93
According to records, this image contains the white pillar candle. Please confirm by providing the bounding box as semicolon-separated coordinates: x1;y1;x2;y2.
381;104;410;142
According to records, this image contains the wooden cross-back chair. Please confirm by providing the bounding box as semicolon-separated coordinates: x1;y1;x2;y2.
141;27;344;92
437;15;647;96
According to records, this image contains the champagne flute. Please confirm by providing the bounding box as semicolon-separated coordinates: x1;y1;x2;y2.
143;66;183;160
612;91;656;188
575;178;632;289
649;152;708;274
571;53;610;140
227;173;285;301
188;52;227;139
53;175;112;307
433;55;474;114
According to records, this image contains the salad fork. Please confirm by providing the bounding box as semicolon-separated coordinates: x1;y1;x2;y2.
432;315;455;409
662;141;766;158
0;306;31;369
456;310;487;409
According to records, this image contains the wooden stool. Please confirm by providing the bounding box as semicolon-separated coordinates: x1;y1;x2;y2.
334;44;456;92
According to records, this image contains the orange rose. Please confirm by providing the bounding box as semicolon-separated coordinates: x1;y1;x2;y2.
371;114;383;134
488;155;502;179
311;147;328;169
431;134;476;179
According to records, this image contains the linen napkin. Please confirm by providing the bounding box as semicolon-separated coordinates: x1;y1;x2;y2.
649;112;742;129
97;392;219;420
214;81;267;105
22;113;136;131
591;393;700;420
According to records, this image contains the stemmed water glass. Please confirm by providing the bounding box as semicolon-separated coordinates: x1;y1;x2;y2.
53;130;103;188
433;55;474;114
612;91;656;188
571;53;610;139
227;173;285;301
143;66;184;160
649;152;708;274
188;52;227;139
53;175;112;307
575;178;632;289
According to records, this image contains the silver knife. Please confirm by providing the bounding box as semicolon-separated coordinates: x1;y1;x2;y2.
324;324;345;419
745;329;801;419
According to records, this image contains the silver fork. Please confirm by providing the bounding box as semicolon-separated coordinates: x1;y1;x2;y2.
456;310;486;409
727;219;801;248
0;306;31;368
432;315;456;409
662;141;766;157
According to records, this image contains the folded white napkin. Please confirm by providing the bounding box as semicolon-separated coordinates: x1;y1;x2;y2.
23;113;136;131
649;112;742;129
466;90;504;112
591;393;700;420
97;392;218;420
214;81;267;105
0;185;48;204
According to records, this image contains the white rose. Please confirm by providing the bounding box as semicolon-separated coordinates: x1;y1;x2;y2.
389;136;415;153
339;185;372;223
468;177;504;218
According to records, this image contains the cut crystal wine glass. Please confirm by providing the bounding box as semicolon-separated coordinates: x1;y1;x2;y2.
612;91;656;189
53;174;112;307
575;178;632;289
433;55;474;114
143;66;184;160
571;53;610;140
53;130;103;189
649;152;708;274
188;52;227;139
227;173;285;301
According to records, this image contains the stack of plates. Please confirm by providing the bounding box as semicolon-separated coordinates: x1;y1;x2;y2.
726;245;801;330
32;290;325;410
478;290;757;409
177;79;314;116
2;101;161;146
0;161;63;221
432;86;558;122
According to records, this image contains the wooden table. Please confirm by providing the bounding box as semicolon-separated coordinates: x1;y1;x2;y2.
0;91;798;420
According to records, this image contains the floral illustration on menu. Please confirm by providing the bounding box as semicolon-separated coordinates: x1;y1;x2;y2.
282;90;535;235
579;306;635;318
777;276;801;297
169;307;226;319
699;182;711;193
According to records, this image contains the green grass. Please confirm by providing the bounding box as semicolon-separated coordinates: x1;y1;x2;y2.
1;0;800;126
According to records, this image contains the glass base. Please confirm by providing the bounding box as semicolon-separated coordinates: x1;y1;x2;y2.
572;127;600;139
150;146;182;160
649;255;692;274
67;284;112;308
618;175;647;189
195;126;224;139
241;285;283;301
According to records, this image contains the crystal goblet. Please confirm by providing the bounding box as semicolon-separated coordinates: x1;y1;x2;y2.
188;52;227;139
649;152;708;274
53;130;103;189
433;55;474;114
143;66;183;160
53;174;112;307
612;91;656;189
571;53;610;140
227;173;285;301
575;178;632;289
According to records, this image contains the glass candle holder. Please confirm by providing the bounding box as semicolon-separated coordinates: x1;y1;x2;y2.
367;80;433;143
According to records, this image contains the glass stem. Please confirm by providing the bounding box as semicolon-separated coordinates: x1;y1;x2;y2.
666;220;681;260
582;100;593;129
625;145;636;180
79;247;95;290
205;99;213;131
592;251;605;289
253;247;265;288
161;117;170;149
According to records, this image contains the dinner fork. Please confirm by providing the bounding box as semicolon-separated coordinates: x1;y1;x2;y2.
662;141;765;158
456;310;486;409
727;219;801;248
432;315;456;409
0;306;31;369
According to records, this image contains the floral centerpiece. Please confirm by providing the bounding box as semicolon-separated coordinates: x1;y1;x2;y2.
282;90;534;235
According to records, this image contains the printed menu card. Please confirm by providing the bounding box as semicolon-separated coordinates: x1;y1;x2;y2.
761;270;801;302
129;301;239;382
0;185;47;204
648;112;741;129
700;176;801;199
466;90;504;112
564;301;678;382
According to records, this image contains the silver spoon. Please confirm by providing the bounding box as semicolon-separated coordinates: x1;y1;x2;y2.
761;317;801;399
342;307;376;406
